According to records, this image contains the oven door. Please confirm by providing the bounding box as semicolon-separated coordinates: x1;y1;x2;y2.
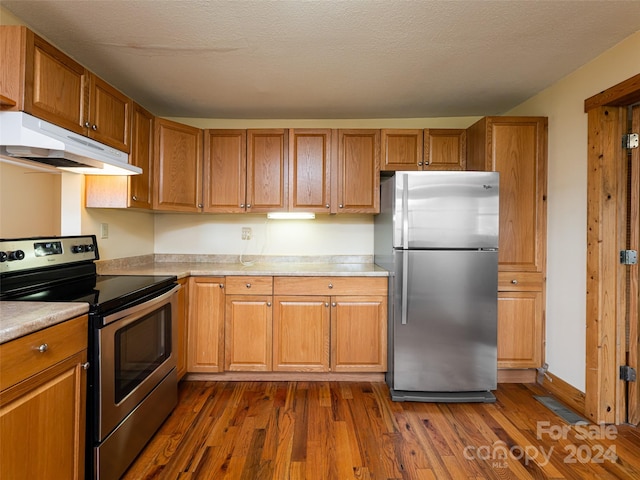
97;284;179;440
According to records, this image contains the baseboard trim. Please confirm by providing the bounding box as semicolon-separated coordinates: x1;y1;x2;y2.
184;372;386;382
498;369;537;383
539;371;586;416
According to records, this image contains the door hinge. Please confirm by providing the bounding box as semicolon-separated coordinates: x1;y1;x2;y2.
620;250;638;265
620;365;637;382
622;133;639;149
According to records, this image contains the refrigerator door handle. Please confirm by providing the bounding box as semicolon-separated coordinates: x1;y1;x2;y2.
401;253;409;325
401;174;409;249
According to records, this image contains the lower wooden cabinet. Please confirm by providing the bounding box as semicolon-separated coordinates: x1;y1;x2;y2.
187;277;225;373
175;277;189;380
225;295;273;371
497;273;544;368
0;315;88;480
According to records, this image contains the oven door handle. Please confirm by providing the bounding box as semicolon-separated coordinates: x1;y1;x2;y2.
102;284;180;327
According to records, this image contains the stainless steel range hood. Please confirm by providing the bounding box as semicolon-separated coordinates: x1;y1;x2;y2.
0;112;142;175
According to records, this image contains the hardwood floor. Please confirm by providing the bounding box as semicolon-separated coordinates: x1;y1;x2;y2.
123;381;640;479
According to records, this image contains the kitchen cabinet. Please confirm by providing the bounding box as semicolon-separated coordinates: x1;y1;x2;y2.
1;26;132;152
337;129;380;213
203;129;247;213
246;129;288;212
289;129;332;212
225;276;273;371
187;277;225;373
0;315;88;480
175;277;189;380
380;129;424;171
273;276;388;372
466;116;547;369
423;129;466;170
153;118;203;212
85;102;154;209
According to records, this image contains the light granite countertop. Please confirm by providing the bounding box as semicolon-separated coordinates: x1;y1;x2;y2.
0;302;90;344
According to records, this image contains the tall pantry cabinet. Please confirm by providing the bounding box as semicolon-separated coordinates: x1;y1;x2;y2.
466;117;548;372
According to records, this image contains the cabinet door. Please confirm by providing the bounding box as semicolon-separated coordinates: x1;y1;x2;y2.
273;296;330;372
87;73;131;152
187;277;225;373
175;277;189;380
154;118;203;212
225;295;273;371
424;129;466;170
337;129;380;213
289;129;332;212
128;103;154;209
246;129;288;213
0;351;87;480
25;30;86;135
203;129;247;213
380;129;423;171
331;295;387;372
497;290;543;368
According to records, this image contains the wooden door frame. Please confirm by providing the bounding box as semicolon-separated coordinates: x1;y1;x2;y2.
584;73;640;424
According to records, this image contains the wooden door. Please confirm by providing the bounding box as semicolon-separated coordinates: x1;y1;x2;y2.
187;277;225;373
289;129;332;212
128;103;154;209
380;129;423;171
246;129;288;213
330;295;387;372
203;129;247;213
87;73;131;152
0;352;87;480
153;118;203;212
273;296;330;372
225;295;273;371
424;129;466;170
497;291;543;368
628;105;640;424
337;129;380;213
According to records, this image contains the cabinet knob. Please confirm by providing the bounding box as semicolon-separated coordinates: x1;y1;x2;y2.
132;195;138;201
246;204;252;208
418;162;423;166
219;284;224;289
328;283;333;289
424;161;429;165
82;362;90;370
331;302;337;307
198;203;204;208
36;343;48;353
92;124;98;131
511;279;518;285
325;302;329;307
84;121;91;128
267;302;271;307
240;204;245;208
325;204;330;208
339;204;344;208
246;283;251;288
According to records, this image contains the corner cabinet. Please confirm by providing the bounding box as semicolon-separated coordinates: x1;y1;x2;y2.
466;116;548;370
0;316;88;480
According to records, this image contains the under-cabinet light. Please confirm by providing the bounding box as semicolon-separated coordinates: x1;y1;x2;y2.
266;212;316;220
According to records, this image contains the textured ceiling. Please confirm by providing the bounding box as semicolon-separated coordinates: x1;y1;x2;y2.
3;0;640;119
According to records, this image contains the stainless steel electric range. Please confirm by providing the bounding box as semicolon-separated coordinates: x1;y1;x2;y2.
0;235;179;480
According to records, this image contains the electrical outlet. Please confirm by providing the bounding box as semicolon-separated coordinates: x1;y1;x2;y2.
242;227;252;240
100;223;109;239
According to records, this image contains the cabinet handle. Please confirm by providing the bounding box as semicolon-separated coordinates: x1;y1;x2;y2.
36;343;48;353
325;302;329;307
92;124;98;131
246;204;252;208
339;204;343;208
198;203;204;208
511;279;518;285
424;161;429;165
84;121;91;128
240;203;245;208
267;302;271;307
219;284;224;289
328;283;333;289
325;204;330;208
82;362;90;370
246;283;251;288
331;302;337;307
418;162;423;166
132;195;138;201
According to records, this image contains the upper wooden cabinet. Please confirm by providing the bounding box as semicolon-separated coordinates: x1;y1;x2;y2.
424;129;466;170
1;26;132;152
85;102;154;209
380;128;465;171
247;129;288;212
203;129;247;213
337;129;380;213
289;129;332;212
153;118;203;212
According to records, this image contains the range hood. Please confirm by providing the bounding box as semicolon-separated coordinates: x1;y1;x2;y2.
0;112;142;175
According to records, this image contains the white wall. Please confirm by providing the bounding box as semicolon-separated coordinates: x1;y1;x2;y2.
507;30;640;391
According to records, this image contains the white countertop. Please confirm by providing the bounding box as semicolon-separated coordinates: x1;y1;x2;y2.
0;302;90;344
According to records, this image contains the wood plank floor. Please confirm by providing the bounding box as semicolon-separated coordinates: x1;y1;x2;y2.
123;381;640;479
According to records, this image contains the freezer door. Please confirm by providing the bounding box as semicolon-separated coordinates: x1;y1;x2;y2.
392;250;497;392
393;171;499;249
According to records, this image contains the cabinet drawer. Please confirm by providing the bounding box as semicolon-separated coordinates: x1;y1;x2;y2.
0;315;88;391
498;272;543;291
226;276;273;295
274;276;387;296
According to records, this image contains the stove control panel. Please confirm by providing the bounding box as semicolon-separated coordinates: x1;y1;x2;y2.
0;235;99;274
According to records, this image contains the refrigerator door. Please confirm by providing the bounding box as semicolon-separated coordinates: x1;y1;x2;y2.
392;171;499;250
391;249;497;394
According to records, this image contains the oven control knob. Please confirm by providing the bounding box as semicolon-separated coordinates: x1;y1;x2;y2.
85;244;95;252
0;251;7;262
8;250;25;261
71;245;86;254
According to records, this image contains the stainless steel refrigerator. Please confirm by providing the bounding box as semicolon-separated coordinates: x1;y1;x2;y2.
374;171;499;402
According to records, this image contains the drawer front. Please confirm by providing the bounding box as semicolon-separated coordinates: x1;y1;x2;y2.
0;315;88;391
274;276;387;296
498;272;544;291
225;276;273;295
